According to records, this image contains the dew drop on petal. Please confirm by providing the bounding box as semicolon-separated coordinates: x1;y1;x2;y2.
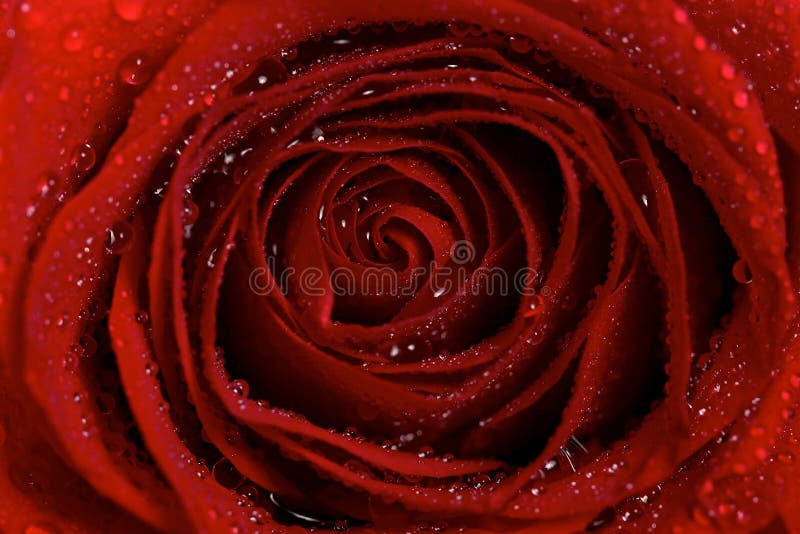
62;26;84;52
239;484;258;502
727;127;744;143
721;63;735;80
508;34;534;54
732;259;752;284
95;392;116;414
391;21;409;33
212;458;245;489
280;47;298;61
230;379;250;397
105;221;134;254
693;35;707;51
183;198;199;225
79;335;98;356
733;91;748;109
35;171;57;197
790;373;800;389
113;0;145;21
119;52;152;85
524;294;544;318
70;143;96;171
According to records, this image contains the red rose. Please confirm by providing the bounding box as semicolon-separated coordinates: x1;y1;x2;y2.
1;0;799;532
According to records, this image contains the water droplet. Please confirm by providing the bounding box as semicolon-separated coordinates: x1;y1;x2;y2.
70;143;96;171
732;259;752;284
524;294;544;318
194;460;210;479
417;446;434;458
206;248;218;268
96;392;116;414
790;373;800;389
311;125;325;142
62;352;77;372
144;360;159;376
721;63;735;80
230;379;250;397
79;335;98;356
733;90;749;108
672;8;688;24
727;127;744;143
586;507;616;531
508;34;534;54
693;35;707;51
113;0;145;21
249;508;266;525
225;424;241;444
212;458;245;488
119;51;152;85
708;332;724;351
238;484;258;502
35;171;57;197
62;26;84;52
233;58;287;95
448;21;471;38
755;140;769;155
105;221;134;254
391;21;409;33
280;47;298;61
183;198;199;225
